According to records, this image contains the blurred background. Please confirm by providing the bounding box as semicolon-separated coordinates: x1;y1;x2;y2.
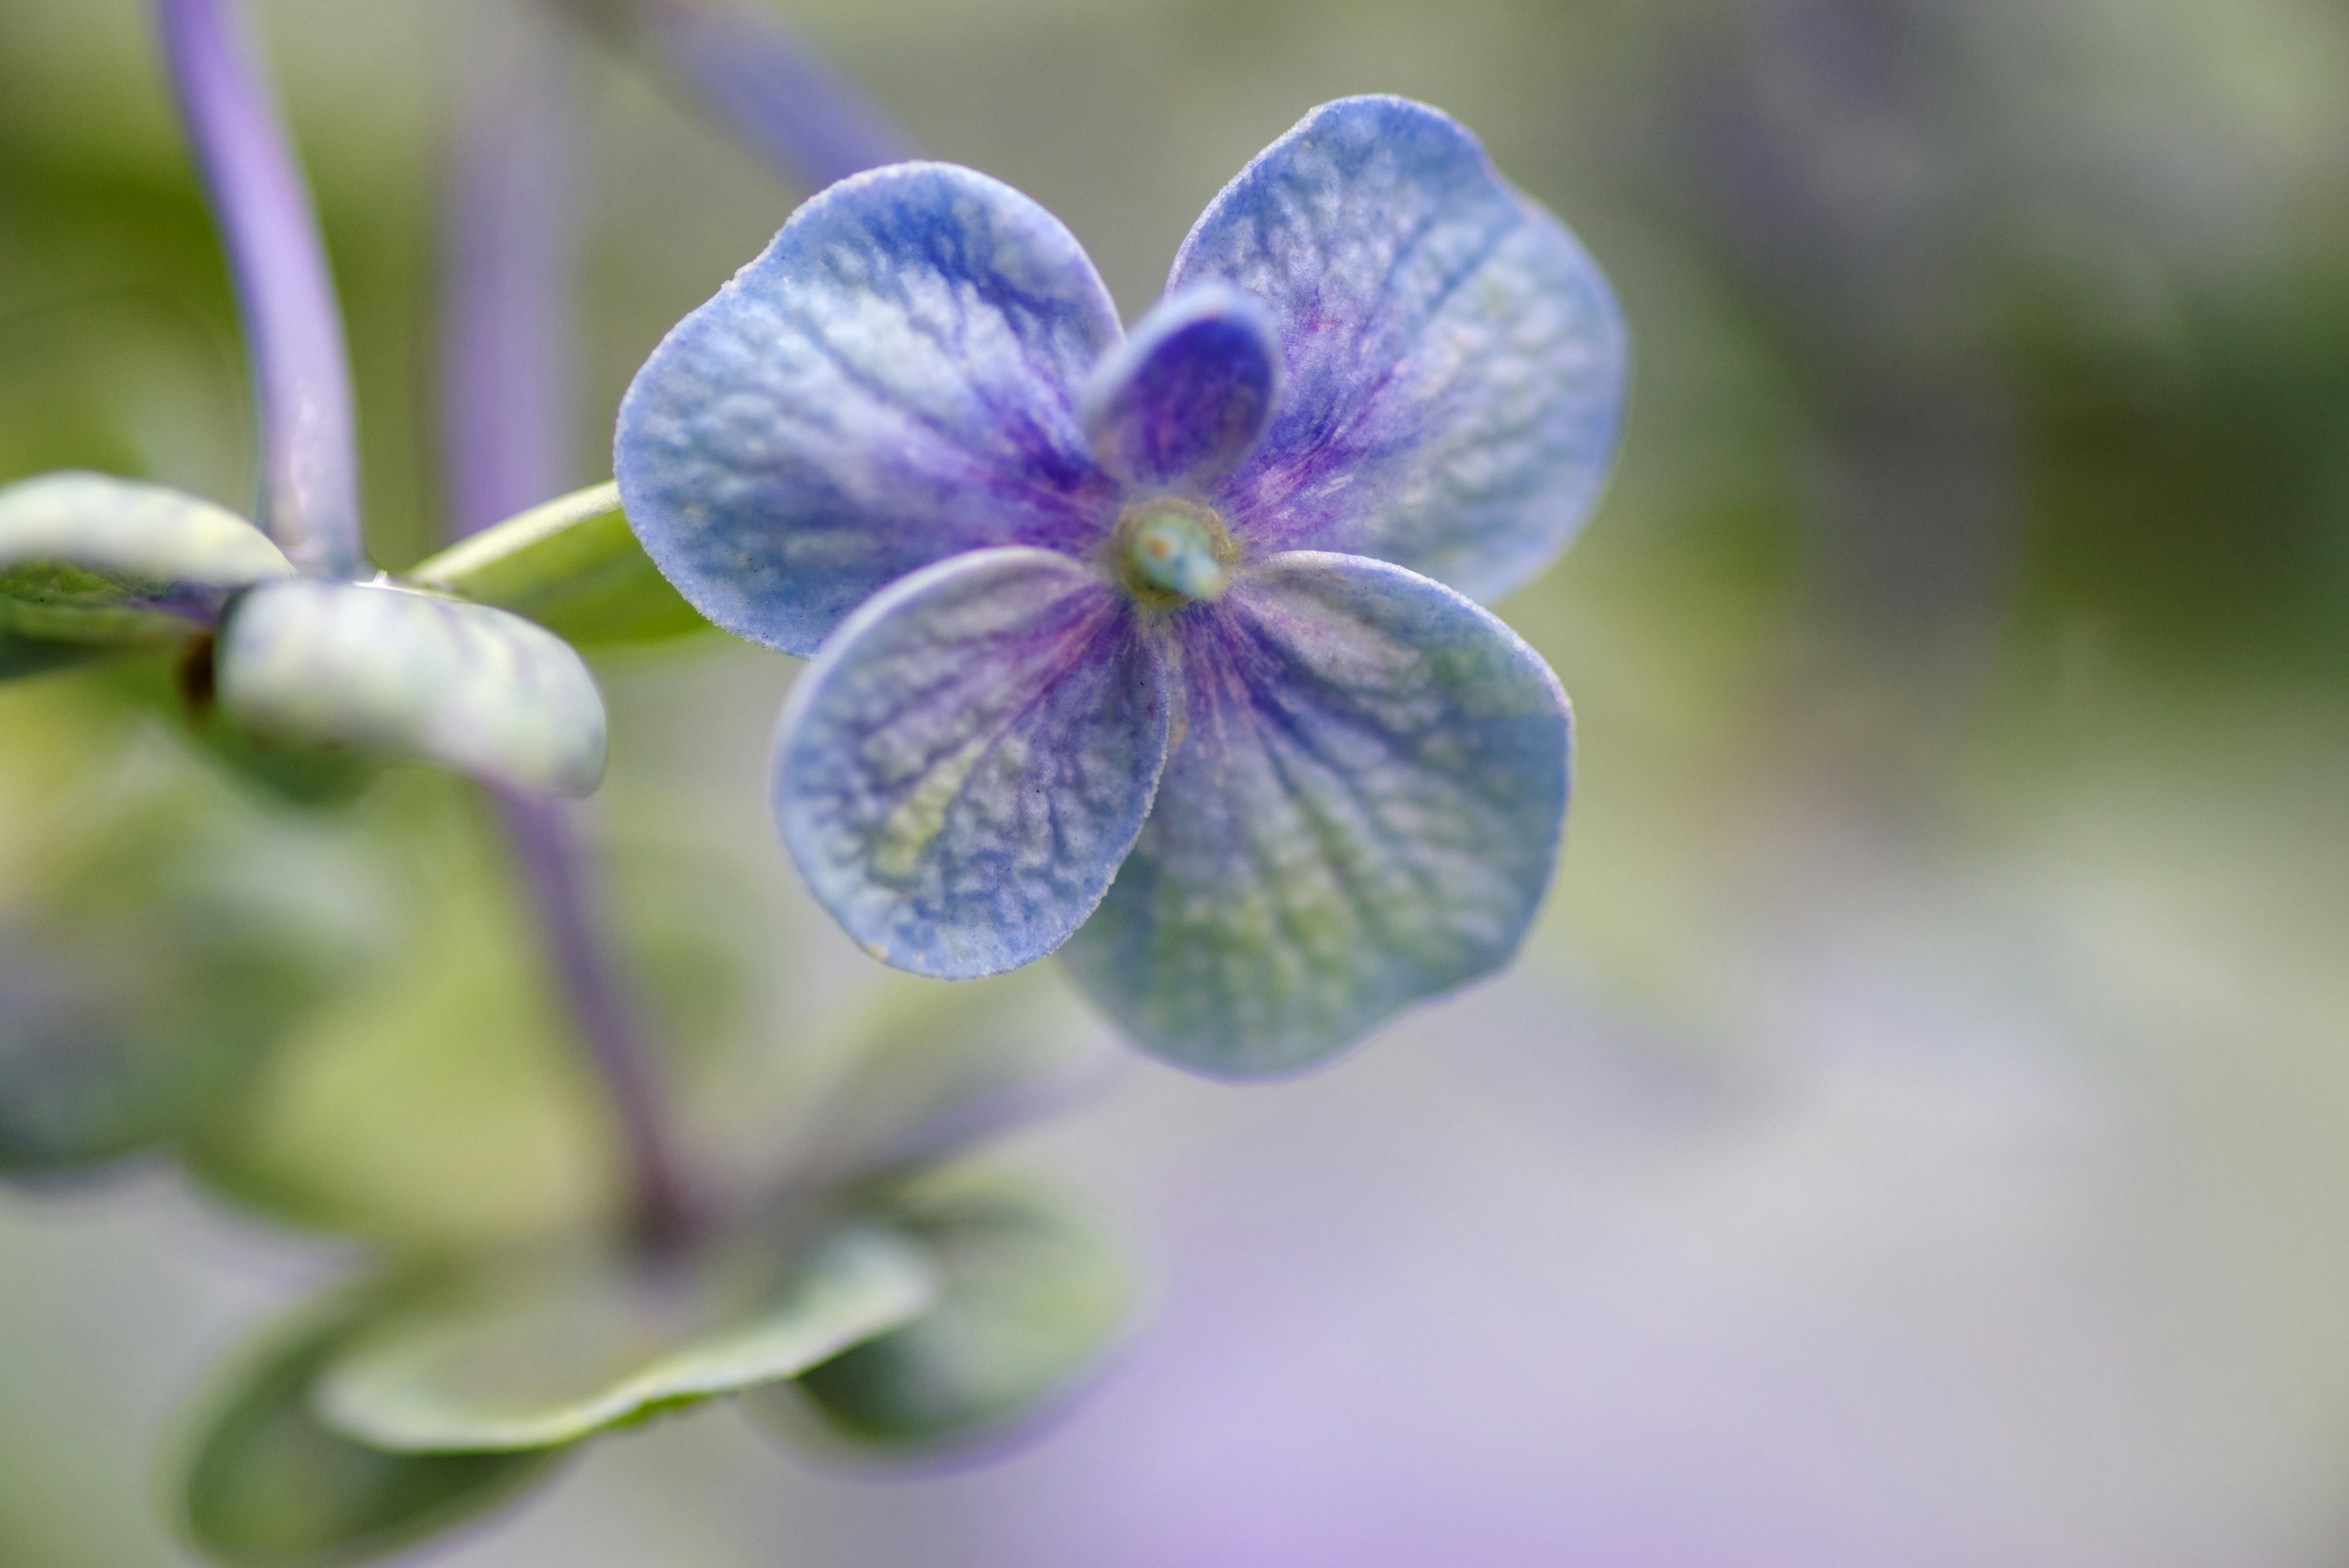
6;0;2349;1562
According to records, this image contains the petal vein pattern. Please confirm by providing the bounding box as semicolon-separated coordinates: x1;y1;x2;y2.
1173;96;1627;601
774;548;1173;979
617;163;1126;656
1063;552;1570;1076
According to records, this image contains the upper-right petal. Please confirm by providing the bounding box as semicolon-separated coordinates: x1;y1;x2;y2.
615;163;1125;657
1171;97;1627;603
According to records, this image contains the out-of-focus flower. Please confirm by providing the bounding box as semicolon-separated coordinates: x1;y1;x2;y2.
617;97;1627;1077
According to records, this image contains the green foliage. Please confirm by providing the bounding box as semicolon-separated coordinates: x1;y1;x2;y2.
789;965;1118;1189
754;1180;1133;1454
0;744;393;1173
182;797;769;1247
180;1296;564;1568
313;1223;934;1452
215;579;608;797
0;470;291;654
0;630;111;680
403;482;710;650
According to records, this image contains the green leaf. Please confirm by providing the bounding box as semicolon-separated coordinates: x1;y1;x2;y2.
0;470;292;648
792;967;1118;1188
184;793;770;1248
749;1181;1134;1453
313;1222;935;1452
403;482;710;649
0;630;112;681
216;579;607;797
180;1295;563;1568
0;759;393;1175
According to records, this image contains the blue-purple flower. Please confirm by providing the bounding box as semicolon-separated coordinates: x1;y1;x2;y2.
615;96;1627;1077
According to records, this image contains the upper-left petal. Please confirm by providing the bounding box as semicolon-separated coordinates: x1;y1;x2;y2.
1061;550;1570;1078
616;163;1125;658
773;547;1173;979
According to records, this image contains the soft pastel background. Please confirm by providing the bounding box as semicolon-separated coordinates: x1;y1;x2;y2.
6;0;2349;1563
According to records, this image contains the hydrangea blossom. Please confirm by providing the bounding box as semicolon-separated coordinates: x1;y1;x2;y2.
616;96;1627;1077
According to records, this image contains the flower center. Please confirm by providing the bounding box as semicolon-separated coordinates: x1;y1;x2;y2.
1113;498;1232;607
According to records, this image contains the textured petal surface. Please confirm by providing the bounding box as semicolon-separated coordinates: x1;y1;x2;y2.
1061;552;1570;1077
616;163;1124;656
1078;283;1280;488
774;548;1171;979
216;580;607;797
1172;97;1627;600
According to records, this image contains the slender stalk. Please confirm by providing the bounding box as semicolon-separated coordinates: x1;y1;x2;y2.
491;787;698;1244
445;28;697;1246
154;0;364;578
560;0;918;188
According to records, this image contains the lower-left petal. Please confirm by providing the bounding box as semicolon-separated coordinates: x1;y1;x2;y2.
773;548;1171;980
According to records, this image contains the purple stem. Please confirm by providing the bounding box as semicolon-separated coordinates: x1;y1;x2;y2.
153;0;364;578
564;0;918;188
445;32;696;1244
492;787;698;1245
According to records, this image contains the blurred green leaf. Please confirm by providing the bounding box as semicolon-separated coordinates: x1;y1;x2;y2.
0;471;292;654
0;630;111;681
180;1295;563;1568
182;794;766;1247
403;482;710;649
750;1180;1133;1453
314;1223;934;1452
216;579;607;797
184;713;387;810
792;967;1118;1189
0;757;393;1175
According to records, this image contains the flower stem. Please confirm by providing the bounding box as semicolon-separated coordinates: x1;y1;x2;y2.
152;0;364;579
491;787;699;1246
445;28;696;1246
561;0;918;188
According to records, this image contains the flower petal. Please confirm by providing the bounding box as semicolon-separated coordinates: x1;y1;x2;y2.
615;163;1124;656
1171;96;1627;600
1078;283;1280;488
773;548;1173;979
1061;551;1570;1077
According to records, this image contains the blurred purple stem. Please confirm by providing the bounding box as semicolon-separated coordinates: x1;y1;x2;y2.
153;0;364;578
492;784;698;1246
444;31;697;1245
562;0;918;187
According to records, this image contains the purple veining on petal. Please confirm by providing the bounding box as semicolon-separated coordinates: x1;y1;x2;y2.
1171;97;1627;601
1079;284;1280;490
1061;551;1570;1077
616;163;1126;656
154;0;365;578
773;546;1173;979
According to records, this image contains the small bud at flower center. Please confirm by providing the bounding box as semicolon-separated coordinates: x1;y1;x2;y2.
1114;499;1230;606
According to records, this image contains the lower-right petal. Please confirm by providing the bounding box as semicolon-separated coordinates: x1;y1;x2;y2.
1061;551;1570;1077
773;548;1173;981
